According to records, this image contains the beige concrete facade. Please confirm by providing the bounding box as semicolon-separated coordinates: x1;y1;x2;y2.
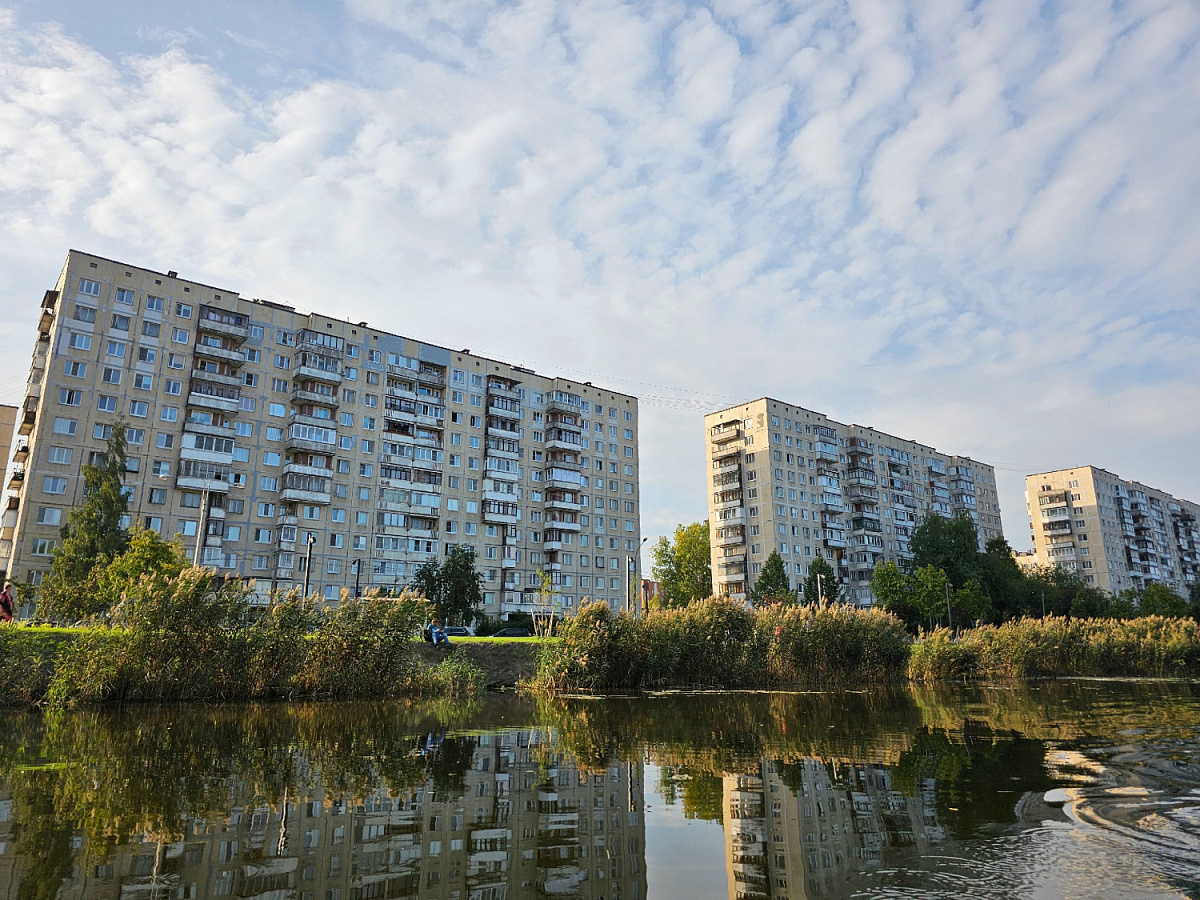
3;251;641;618
704;399;1003;606
1024;466;1200;594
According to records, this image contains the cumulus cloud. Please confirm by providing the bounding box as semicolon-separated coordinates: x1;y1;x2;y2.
1;0;1199;549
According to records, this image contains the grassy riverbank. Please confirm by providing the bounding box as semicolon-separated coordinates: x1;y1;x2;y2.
529;597;1200;693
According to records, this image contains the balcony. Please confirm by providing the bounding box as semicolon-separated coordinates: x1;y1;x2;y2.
846;438;873;457
545;516;581;532
176;472;229;493
194;342;245;366
716;570;747;585
544;497;582;512
198;308;249;341
280;486;331;505
545;436;582;453
292;385;340;407
487;381;521;402
823;535;847;549
487;424;521;441
814;441;839;461
295;364;342;387
187;391;239;415
184;418;234;437
844;467;877;486
18;396;37;435
416;367;445;386
191;367;241;388
12;442;28;464
7;469;25;493
38;305;55;334
714;528;745;547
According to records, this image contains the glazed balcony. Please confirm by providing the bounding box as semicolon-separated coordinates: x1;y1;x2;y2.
710;424;741;445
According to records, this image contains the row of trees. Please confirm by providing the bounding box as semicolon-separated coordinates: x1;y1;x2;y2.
649;513;1200;631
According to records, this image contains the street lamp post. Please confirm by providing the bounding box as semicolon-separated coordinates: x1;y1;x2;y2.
626;536;649;616
195;487;212;566
353;558;362;598
303;533;316;597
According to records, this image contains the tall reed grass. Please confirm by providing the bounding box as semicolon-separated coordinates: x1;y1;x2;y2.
907;615;1200;680
529;597;911;693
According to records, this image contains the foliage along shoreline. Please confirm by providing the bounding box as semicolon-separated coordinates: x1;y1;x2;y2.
0;566;486;708
528;596;1200;694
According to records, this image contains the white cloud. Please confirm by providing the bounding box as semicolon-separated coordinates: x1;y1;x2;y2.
1;0;1199;554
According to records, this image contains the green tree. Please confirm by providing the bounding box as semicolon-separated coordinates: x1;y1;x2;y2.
92;528;191;611
911;565;951;629
977;537;1028;620
750;550;795;606
651;521;712;606
870;560;921;629
910;513;981;588
1137;582;1189;618
411;547;485;626
38;425;131;622
801;555;842;605
952;578;992;625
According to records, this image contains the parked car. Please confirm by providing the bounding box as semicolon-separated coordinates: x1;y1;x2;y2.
492;627;534;638
443;626;473;638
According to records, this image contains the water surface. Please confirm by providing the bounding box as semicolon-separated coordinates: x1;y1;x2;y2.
0;680;1197;899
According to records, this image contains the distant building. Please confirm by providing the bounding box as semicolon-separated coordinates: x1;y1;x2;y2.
704;398;1003;606
1025;466;1199;594
0;403;17;577
639;578;663;609
1012;548;1040;575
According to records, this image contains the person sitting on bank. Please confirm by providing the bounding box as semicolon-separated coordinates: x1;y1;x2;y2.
432;623;450;646
0;582;14;623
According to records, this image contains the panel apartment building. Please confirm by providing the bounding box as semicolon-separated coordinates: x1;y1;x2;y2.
704;398;1003;605
2;251;642;618
1025;466;1200;595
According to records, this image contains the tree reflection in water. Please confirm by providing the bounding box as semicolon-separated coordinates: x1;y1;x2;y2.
0;680;1196;899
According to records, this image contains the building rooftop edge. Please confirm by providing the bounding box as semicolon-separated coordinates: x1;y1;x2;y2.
64;250;638;403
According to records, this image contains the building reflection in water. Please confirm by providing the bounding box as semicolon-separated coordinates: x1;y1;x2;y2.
0;728;647;900
722;759;942;900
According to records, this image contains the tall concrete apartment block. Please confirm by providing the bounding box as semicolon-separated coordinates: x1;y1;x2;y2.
3;251;642;617
704;398;1003;605
1025;467;1200;594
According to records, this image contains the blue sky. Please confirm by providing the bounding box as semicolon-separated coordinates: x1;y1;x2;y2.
2;0;1199;556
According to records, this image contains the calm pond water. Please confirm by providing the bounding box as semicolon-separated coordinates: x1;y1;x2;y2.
0;681;1197;900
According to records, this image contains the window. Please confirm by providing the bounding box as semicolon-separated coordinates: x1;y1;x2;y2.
260;476;279;491
126;428;144;445
78;276;101;296
167;352;184;369
129;400;148;417
106;340;126;358
36;507;61;526
32;538;56;556
269;403;286;417
102;367;121;385
53;417;77;435
254;528;273;543
68;333;91;350
58;389;82;406
174;302;192;318
172;328;189;343
160;406;178;422
272;378;288;392
111;314;130;331
47;446;72;464
43;476;67;494
137;347;156;364
263;451;281;466
145;295;164;312
64;360;86;377
141;321;161;338
164;379;182;395
156;433;174;449
134;373;153;390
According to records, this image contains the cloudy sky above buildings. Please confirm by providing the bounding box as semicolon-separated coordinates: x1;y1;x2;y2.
1;0;1198;552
